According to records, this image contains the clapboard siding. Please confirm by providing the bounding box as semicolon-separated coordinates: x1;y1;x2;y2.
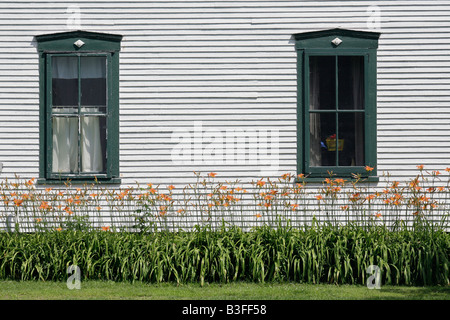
0;0;449;193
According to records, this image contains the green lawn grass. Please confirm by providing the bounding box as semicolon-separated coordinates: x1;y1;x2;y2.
0;280;448;300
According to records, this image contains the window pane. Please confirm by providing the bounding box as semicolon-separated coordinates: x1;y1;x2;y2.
52;116;79;173
52;56;78;113
81;57;107;113
309;56;336;110
338;113;365;166
338;56;364;110
310;113;336;167
81;116;107;173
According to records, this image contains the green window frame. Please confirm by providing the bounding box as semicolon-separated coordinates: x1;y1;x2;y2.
36;31;122;184
293;28;380;181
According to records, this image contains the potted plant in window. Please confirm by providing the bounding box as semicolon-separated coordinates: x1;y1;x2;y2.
326;134;344;151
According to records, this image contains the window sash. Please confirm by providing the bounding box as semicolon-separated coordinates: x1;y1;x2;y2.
302;50;373;177
46;53;111;179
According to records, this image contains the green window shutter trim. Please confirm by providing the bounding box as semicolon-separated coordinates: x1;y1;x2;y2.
293;28;380;180
36;31;122;184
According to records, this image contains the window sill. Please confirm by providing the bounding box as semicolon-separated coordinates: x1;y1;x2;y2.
295;175;379;184
37;177;121;185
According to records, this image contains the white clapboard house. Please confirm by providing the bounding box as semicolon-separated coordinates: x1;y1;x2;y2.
1;1;449;230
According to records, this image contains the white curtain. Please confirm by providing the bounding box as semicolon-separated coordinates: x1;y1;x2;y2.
81;116;103;172
309;57;321;167
352;58;364;166
52;117;78;173
52;57;105;174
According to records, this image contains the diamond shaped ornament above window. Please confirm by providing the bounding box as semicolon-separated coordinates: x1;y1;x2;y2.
74;39;85;48
331;37;342;46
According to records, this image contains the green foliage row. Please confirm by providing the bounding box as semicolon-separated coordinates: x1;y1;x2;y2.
0;224;449;286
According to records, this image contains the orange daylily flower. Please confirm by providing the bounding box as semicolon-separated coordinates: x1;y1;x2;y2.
39;201;51;210
365;166;374;172
391;181;399;189
101;226;110;231
208;172;217;178
334;178;346;185
417;164;424;170
168;185;175;191
159;194;173;202
281;173;290;180
255;213;262;218
331;186;341;193
13;199;23;207
226;195;235;202
315;195;323;201
295;183;303;189
256;180;265;187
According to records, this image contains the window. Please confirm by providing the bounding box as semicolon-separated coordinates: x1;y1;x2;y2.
36;31;122;183
294;29;380;179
